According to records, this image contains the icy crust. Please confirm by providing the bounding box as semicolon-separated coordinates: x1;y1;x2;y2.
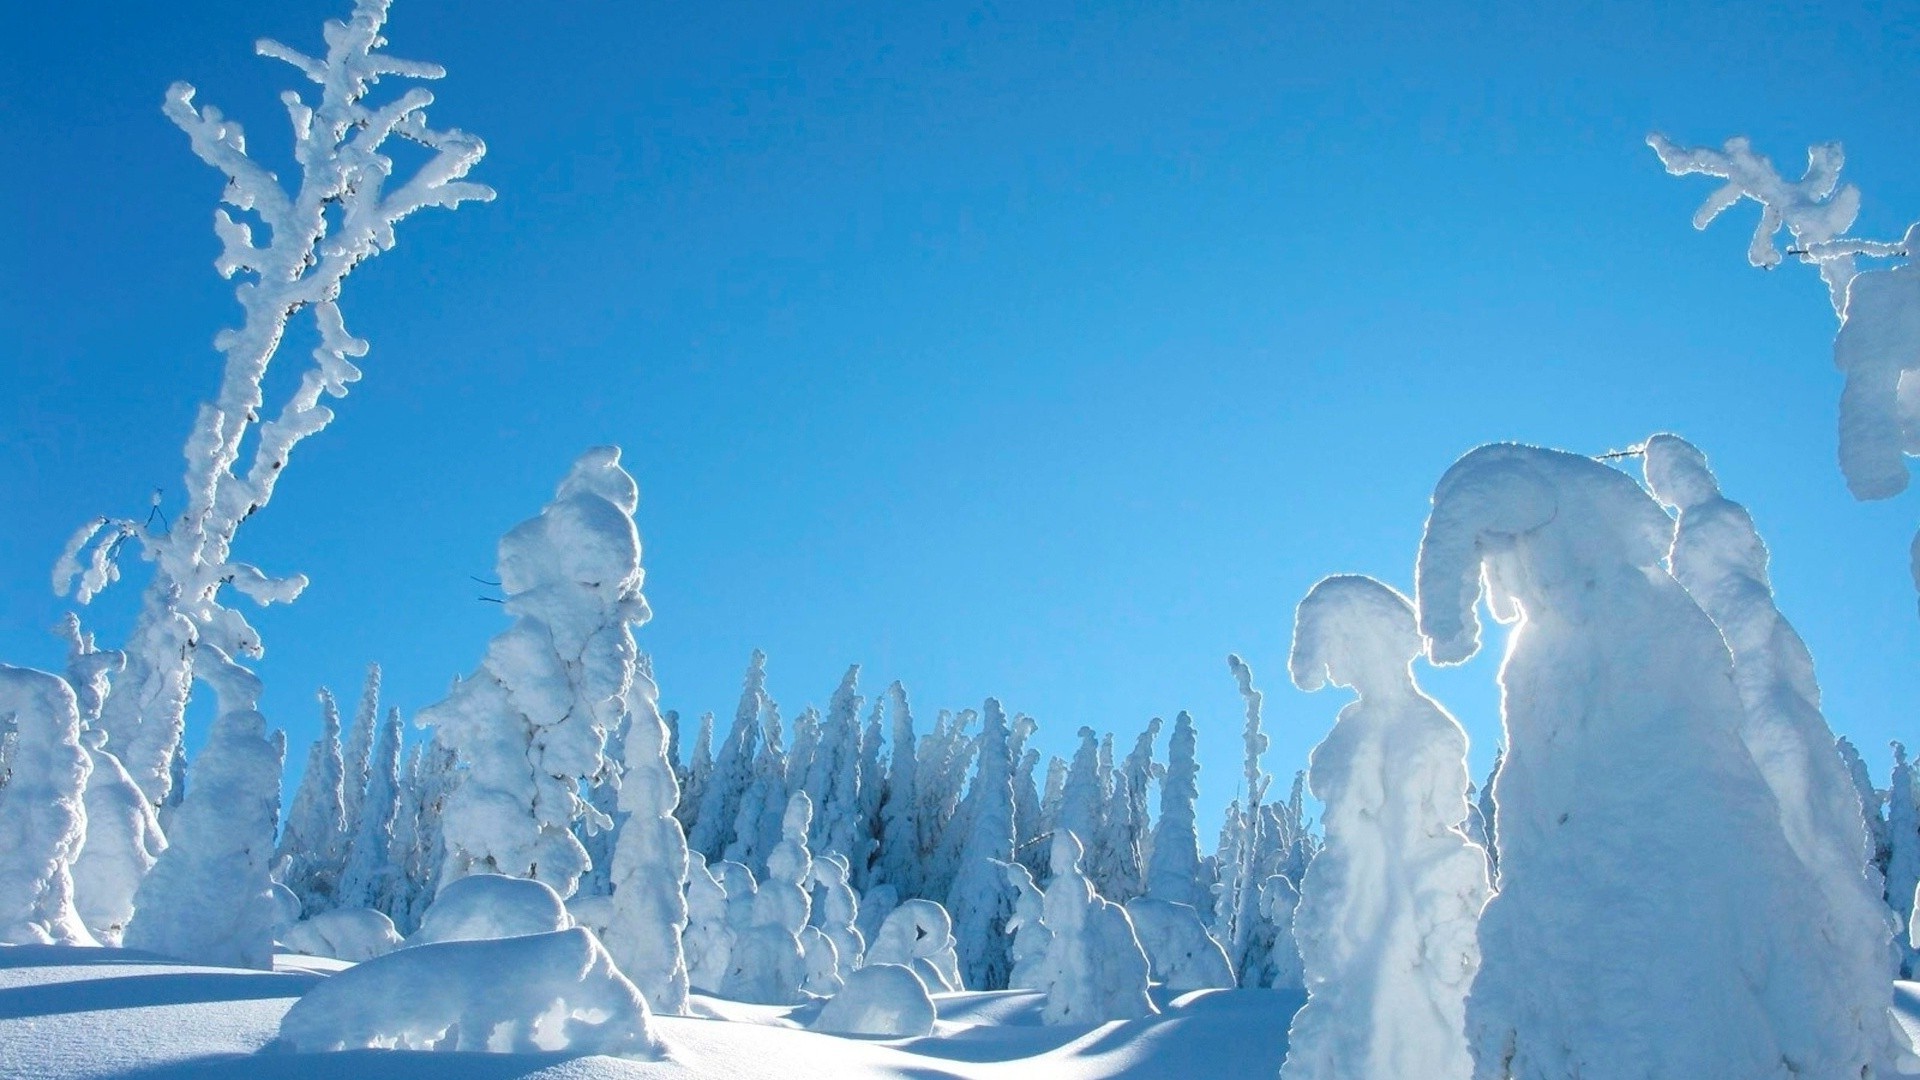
1415;442;1887;1080
410;873;570;945
0;666;94;946
1284;575;1487;1080
813;964;937;1037
275;926;668;1058
1644;434;1907;1069
281;907;402;961
1123;898;1234;992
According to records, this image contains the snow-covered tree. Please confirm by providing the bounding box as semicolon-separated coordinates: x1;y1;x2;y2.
874;681;922;898
1056;728;1103;859
677;711;714;836
1890;744;1920;974
1146;711;1204;909
1284;574;1489;1080
278;688;347;915
690;653;767;861
1644;433;1903;1018
1217;653;1274;986
604;642;693;1016
809;851;864;978
342;665;380;846
338;706;402;912
1839;736;1892;880
54;1;491;809
808;667;866;865
1003;860;1051;989
684;850;735;994
948;698;1016;991
1260;874;1304;993
424;447;646;899
1034;831;1155;1024
1095;717;1160;903
125;651;283;968
396;733;458;934
728;698;789;876
854;701;886;887
0;667;95;945
1417;441;1894;1079
724;792;812;1004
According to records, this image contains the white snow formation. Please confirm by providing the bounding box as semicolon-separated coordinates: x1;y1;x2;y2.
409;872;571;945
866;898;966;994
1035;831;1155;1025
813;964;939;1038
73;741;165;945
1124;897;1235;992
684;851;736;994
280;907;403;961
0;666;95;945
724;792;814;1004
1003;860;1052;990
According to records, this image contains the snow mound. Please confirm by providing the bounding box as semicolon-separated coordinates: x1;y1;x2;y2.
281;908;403;961
1124;898;1234;992
275;926;668;1058
410;873;570;945
813;963;936;1037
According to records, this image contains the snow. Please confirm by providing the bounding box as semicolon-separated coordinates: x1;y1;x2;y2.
0;666;95;946
1034;832;1156;1025
73;744;164;946
866;899;964;994
1122;898;1234;992
280;908;402;961
1417;441;1890;1080
1284;574;1488;1080
812;964;936;1038
409;874;571;945
682;852;735;994
276;927;668;1058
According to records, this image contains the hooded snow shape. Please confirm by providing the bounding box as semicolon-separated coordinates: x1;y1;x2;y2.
1282;575;1488;1080
0;666;95;945
1416;442;1874;1080
1034;831;1155;1025
424;447;647;899
1643;433;1906;1065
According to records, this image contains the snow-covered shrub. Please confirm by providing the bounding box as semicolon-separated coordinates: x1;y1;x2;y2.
0;666;95;945
410;873;570;945
281;908;402;961
1124;898;1233;992
604;630;692;1016
684;851;735;994
813;964;937;1038
1417;442;1889;1079
723;792;813;1004
55;0;491;810
866;899;964;994
424;447;650;898
1003;861;1051;990
73;742;164;945
276;926;667;1058
1034;831;1155;1025
125;652;283;968
1284;574;1489;1080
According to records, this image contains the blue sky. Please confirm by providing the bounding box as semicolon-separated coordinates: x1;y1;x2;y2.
5;0;1918;836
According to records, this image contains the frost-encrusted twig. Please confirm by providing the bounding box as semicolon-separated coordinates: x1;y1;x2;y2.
56;0;491;806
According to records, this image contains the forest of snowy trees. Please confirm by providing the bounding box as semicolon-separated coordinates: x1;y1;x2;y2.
5;2;1920;1079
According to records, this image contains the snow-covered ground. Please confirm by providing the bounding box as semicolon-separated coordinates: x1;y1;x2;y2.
0;944;1300;1080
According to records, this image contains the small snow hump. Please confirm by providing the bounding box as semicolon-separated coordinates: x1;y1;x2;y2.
813;964;937;1038
1288;575;1422;697
410;873;569;945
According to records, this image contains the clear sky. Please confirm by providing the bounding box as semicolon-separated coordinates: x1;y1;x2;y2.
5;0;1918;838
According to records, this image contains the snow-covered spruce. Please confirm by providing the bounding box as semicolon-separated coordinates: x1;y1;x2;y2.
866;898;964;993
947;698;1017;991
724;792;813;1004
423;447;647;898
336;705;403;912
684;851;736;994
341;665;380;853
1034;831;1155;1025
124;650;283;968
277;927;667;1058
1002;860;1051;990
1417;442;1884;1080
1644;432;1905;1053
55;1;491;810
277;689;347;916
873;681;923;899
1283;574;1488;1080
813;965;937;1038
1890;745;1920;974
1260;874;1305;993
1145;711;1205;910
689;652;767;862
1124;897;1234;992
0;666;95;945
604;636;693;1016
410;872;570;945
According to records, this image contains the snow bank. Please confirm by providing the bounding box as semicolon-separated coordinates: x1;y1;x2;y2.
281;908;403;961
812;963;937;1038
410;873;570;945
1124;898;1234;992
276;926;667;1058
0;666;94;945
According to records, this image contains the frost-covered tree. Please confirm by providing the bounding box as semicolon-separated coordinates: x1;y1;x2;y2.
604;644;692;1016
1644;433;1903;1009
54;1;491;808
338;706;402;912
690;653;767;861
1417;442;1895;1079
808;667;866;865
1035;831;1155;1024
1651;134;1920;602
1890;744;1920;974
854;701;886;886
125;651;284;968
948;699;1017;991
725;792;812;1004
342;665;380;845
1095;717;1160;903
424;448;647;899
1260;874;1304;993
1284;575;1489;1080
874;681;922;898
809;852;864;980
278;688;347;914
676;711;715;836
728;698;789;875
684;851;734;994
397;734;458;934
0;667;95;945
1217;653;1274;986
1146;711;1204;909
1839;736;1892;880
1003;860;1051;989
1056;728;1103;858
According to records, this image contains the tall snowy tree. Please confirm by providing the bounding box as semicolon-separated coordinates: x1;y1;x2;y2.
947;699;1017;991
1889;744;1920;974
1146;711;1204;909
277;688;347;915
337;706;402;912
53;0;491;809
689;652;766;861
1035;831;1155;1024
1285;575;1489;1080
0;667;95;945
423;447;647;899
874;681;922;898
1417;441;1901;1079
341;665;380;846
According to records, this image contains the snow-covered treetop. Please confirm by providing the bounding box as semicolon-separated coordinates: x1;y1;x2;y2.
1417;443;1673;665
498;446;650;653
1289;575;1422;699
1226;654;1270;807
